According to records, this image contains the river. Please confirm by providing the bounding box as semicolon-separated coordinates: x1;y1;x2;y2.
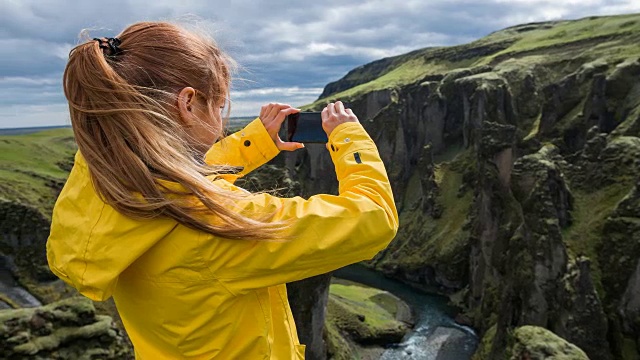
0;256;42;309
333;264;478;360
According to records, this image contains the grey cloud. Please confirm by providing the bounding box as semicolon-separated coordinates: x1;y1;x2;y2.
1;0;640;127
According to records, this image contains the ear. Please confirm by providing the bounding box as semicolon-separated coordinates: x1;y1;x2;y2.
177;87;197;125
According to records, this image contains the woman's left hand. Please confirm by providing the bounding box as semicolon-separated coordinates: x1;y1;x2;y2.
259;103;304;151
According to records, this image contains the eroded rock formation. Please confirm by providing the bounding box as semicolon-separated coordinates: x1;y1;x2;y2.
0;297;133;359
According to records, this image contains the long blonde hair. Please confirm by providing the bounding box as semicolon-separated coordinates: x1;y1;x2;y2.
63;21;283;240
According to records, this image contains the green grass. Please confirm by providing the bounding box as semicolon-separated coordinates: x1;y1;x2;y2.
432;163;473;254
328;280;406;330
562;183;633;297
0;128;76;216
484;14;640;62
325;278;409;351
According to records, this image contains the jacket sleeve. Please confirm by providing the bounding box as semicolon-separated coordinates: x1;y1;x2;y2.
199;122;399;295
203;117;280;183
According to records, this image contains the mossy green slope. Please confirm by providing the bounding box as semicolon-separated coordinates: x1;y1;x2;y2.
0;128;76;218
308;13;640;108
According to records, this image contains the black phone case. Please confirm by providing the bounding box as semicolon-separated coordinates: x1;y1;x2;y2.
286;112;327;143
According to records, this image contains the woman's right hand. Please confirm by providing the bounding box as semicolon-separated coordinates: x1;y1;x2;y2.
259;103;304;151
321;101;359;138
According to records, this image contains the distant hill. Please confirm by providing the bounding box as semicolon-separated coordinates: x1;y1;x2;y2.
310;13;640;106
0;126;71;136
0;117;255;216
0;128;76;217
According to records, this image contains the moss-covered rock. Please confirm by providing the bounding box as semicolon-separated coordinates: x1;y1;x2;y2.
0;200;54;282
325;318;357;360
599;182;640;303
323;279;413;360
471;324;497;360
0;297;133;359
620;260;640;351
325;279;411;346
508;326;589;360
554;257;610;359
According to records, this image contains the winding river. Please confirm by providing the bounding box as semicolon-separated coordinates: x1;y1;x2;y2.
333;264;478;360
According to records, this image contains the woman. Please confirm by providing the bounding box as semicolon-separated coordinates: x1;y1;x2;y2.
47;21;398;359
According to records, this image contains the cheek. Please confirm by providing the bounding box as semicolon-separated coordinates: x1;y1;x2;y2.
211;115;224;139
194;108;222;144
204;114;223;143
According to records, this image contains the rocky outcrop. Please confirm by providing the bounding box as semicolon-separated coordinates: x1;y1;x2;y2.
289;273;333;360
600;181;640;352
417;144;441;218
508;326;589;360
554;257;610;359
621;259;640;349
0;200;54;282
324;279;412;359
475;325;589;360
0;297;133;359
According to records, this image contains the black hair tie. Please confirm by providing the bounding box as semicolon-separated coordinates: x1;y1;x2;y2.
93;37;123;57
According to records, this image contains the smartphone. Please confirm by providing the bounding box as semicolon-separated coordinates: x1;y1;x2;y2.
285;112;327;143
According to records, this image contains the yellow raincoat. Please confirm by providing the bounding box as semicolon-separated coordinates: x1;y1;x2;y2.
46;118;399;359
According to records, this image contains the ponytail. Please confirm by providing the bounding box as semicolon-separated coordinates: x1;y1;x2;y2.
63;21;285;240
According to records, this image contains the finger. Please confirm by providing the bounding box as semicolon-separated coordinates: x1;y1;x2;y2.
261;103;275;120
321;107;329;121
327;102;337;117
272;107;299;129
345;108;358;120
260;104;268;119
265;103;281;121
335;101;345;114
266;103;292;121
277;139;305;151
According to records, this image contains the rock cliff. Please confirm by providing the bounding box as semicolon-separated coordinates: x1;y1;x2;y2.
291;13;640;359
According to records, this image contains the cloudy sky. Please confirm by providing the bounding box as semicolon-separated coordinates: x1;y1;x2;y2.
1;0;639;128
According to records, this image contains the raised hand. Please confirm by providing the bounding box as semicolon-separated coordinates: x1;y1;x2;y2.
259;103;304;151
321;101;359;138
